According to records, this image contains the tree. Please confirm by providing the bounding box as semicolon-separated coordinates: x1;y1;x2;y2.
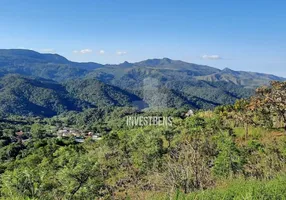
249;81;286;132
233;99;253;139
30;123;46;139
164;137;214;194
56;155;103;199
163;128;176;149
213;132;243;178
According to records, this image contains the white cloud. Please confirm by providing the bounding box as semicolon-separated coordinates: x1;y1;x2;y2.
73;49;93;54
116;51;127;56
202;55;222;60
99;50;105;54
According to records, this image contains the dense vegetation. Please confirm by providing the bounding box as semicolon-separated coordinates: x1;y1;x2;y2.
65;78;142;108
0;74;252;117
0;74;86;117
0;75;141;117
0;81;285;199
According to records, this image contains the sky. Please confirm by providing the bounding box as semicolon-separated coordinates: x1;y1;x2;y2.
0;0;285;77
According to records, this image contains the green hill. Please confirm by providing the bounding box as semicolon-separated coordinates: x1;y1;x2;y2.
64;78;143;108
0;74;86;117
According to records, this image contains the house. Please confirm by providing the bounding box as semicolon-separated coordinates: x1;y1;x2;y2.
86;132;102;141
185;109;194;117
57;127;82;137
92;135;102;140
15;131;24;136
75;137;85;143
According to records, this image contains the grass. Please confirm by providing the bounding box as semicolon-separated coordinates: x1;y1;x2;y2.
234;126;268;140
147;175;286;200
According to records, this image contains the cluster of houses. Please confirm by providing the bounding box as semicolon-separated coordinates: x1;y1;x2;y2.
14;109;194;144
56;127;102;143
14;128;102;143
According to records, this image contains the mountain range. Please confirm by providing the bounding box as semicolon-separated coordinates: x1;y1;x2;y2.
0;49;284;117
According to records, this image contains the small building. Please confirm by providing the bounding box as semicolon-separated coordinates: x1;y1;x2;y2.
57;127;81;137
75;137;85;143
92;135;102;140
16;131;24;136
86;132;102;141
185;109;194;117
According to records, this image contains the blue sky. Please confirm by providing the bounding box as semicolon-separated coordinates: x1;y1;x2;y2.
0;0;285;76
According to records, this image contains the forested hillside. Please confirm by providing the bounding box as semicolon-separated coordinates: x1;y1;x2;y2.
0;81;285;199
64;78;143;108
0;74;254;116
0;75;144;117
0;74;86;117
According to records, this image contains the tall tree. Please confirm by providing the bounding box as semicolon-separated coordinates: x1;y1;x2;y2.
249;81;286;131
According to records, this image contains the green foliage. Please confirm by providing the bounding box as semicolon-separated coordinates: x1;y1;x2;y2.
0;72;285;199
250;81;286;131
0;74;87;117
65;78;142;107
213;132;243;178
30;123;46;139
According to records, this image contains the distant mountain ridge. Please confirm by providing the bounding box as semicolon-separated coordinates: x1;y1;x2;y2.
0;49;284;84
95;58;285;89
0;49;103;81
0;49;284;116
